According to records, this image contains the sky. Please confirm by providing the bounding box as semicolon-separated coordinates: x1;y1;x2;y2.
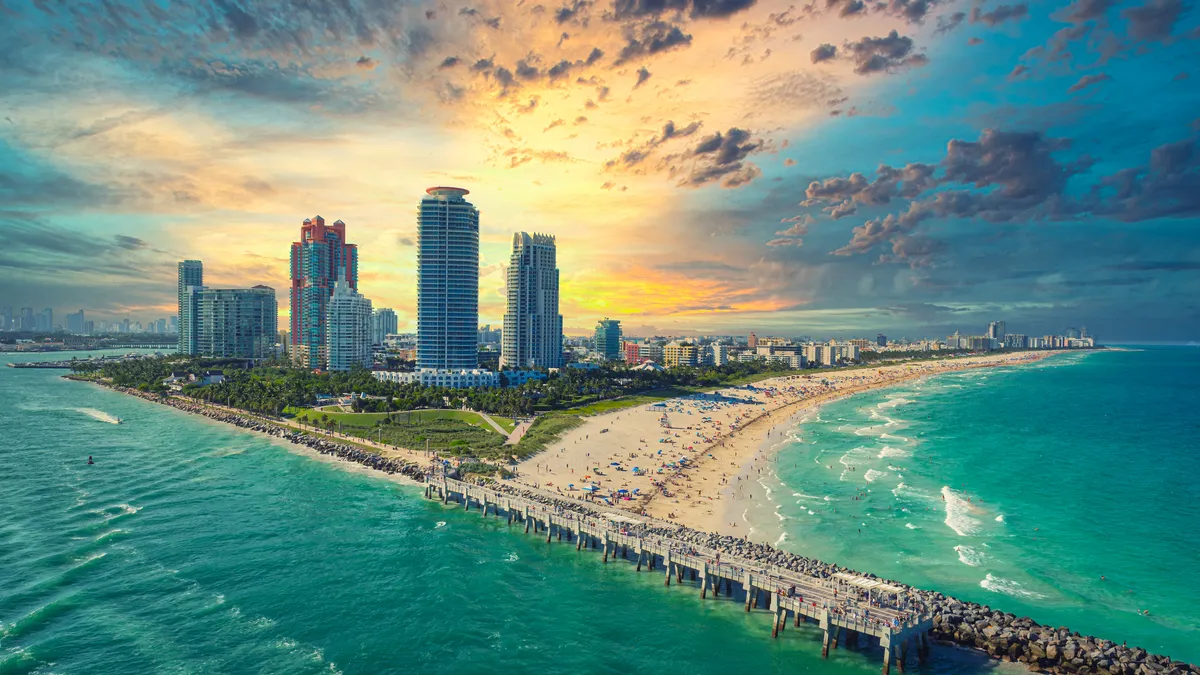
1;0;1198;341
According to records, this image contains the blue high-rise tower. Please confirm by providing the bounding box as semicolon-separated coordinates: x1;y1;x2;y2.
417;187;479;371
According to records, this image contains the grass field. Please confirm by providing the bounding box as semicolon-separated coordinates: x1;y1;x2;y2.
512;414;584;458
560;386;703;415
289;407;502;432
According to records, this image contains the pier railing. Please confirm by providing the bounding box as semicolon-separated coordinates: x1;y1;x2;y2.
427;475;933;674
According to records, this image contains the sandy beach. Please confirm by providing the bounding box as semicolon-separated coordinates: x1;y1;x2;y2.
514;351;1058;536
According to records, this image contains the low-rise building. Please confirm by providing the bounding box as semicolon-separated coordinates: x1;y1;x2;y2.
372;369;499;389
662;340;698;367
501;369;548;387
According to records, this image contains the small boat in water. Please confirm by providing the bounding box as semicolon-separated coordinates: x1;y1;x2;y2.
115;417;123;424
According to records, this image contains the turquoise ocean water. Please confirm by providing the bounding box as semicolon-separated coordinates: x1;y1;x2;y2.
742;347;1200;664
0;348;1194;673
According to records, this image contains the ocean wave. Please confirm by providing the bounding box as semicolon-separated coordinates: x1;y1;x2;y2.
954;545;987;567
878;446;908;459
75;408;121;424
941;487;982;536
434;521;447;529
775;532;788;546
906;523;917;529
980;574;1046;600
995;514;1005;522
863;469;886;483
876;397;913;410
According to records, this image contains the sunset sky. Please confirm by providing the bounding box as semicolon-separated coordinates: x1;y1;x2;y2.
2;0;1198;340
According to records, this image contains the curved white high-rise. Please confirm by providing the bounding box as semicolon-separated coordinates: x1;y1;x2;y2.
417;187;479;370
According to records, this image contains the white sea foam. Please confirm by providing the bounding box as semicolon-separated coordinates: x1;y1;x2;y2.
863;469;886;483
775;532;788;546
878;446;908;459
887;465;903;472
941;487;982;536
823;496;833;502
980;574;1046;599
505;553;519;562
954;545;987;567
995;514;1005;522
75;408;121;424
906;523;917;529
434;521;447;529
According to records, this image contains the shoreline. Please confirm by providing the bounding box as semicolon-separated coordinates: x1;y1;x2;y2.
516;351;1065;538
64;365;1200;675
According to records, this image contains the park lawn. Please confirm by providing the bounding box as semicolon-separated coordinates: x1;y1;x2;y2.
512;414;584;459
288;407;503;434
490;415;516;433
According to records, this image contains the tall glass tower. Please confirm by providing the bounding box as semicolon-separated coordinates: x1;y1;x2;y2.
290;216;358;369
417;187;479;371
177;260;203;354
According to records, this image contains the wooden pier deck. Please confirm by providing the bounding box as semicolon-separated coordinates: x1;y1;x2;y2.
427;477;935;674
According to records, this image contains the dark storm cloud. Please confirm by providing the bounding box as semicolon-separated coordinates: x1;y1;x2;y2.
439;56;461;69
1091;139;1200;221
812;129;1095;265
555;0;592;23
970;3;1029;26
934;11;966;34
672;127;765;188
1121;0;1186;41
811;43;838;63
603;119;703;168
634;65;652;87
608;0;757;20
843;31;928;75
1067;72;1111;92
817;128;1200;268
614;22;693;65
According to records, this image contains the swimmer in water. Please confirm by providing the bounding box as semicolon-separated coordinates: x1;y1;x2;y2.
87;456;94;465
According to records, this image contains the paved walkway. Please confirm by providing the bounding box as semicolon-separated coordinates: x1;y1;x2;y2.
505;419;534;445
476;411;508;436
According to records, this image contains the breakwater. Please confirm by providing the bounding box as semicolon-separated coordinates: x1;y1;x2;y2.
91;381;1199;675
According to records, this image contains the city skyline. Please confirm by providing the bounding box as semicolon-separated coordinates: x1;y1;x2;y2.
2;1;1198;341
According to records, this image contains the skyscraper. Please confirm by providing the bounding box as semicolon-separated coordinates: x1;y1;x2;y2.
20;308;34;331
1;307;12;331
178;260;203;354
594;318;622;361
371;308;398;346
417;187;479;371
501;232;563;370
186;285;278;359
290;216;358;369
987;321;1006;341
326;270;373;371
66;310;85;335
38;308;53;332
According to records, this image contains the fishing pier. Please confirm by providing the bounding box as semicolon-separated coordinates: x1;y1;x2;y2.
426;476;934;674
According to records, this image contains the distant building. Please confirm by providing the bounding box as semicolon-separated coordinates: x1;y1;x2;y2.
501;369;548;388
290;216;358;369
706;343;730;366
594;318;622;361
987;321;1006;341
1066;327;1082;340
877;334;887;347
501;232;563;369
372;308;398;346
1004;334;1028;349
177;260;203;354
623;340;644;364
477;324;502;345
373;369;498;389
326;270;373;371
662;341;698;368
748;332;758;349
66;310;85;335
849;338;872;349
417;187;479;370
37;308;52;332
186;285;278;359
638;342;663;364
